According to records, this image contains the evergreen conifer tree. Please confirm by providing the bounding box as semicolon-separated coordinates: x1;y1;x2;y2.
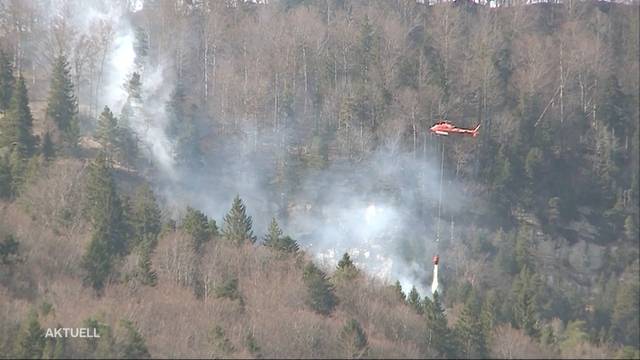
209;326;235;356
118;320;150;359
263;217;283;247
46;55;78;145
263;217;299;253
83;318;114;356
0;155;11;198
610;277;639;346
222;195;256;245
393;281;406;302
245;333;261;357
41;131;55;161
512;266;540;338
339;319;368;358
303;262;337;315
82;154;127;291
14;311;45;359
96;106;118;157
335;252;359;281
182;206;215;250
407;286;423;314
130;184;162;249
0;50;14;111
1;73;35;155
455;290;488;358
166;82;187;139
424;292;456;358
136;241;158;287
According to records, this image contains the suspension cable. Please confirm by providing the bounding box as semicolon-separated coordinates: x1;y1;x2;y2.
436;140;445;243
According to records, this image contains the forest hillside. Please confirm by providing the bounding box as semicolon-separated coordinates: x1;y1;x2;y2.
0;0;638;358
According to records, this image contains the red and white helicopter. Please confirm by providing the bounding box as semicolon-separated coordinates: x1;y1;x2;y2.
430;121;480;137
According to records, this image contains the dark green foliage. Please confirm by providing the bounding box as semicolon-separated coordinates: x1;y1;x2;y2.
495;230;518;275
407;286;423;314
0;73;35;156
263;217;299;253
130;184;162;250
424;292;456;358
558;319;589;352
0;155;11;198
0;50;14;111
118;320;150;359
82;154;128;291
339;319;368;358
214;277;242;303
166;82;203;168
46;55;78;145
96;106;118;157
222;195;256;246
82;317;115;356
480;290;500;336
515;227;533;272
116;74;141;167
41;131;54;161
245;333;261;357
133;242;158;287
263;217;283;246
302;262;337;315
209;325;235;356
82;229;115;291
166;82;187;139
393;281;406;302
525;147;544;181
512;266;541;338
124;186;160;284
334;253;360;281
455;290;488;358
540;324;557;348
610;276;640;347
0;234;20;265
14;311;45;359
182;206;216;250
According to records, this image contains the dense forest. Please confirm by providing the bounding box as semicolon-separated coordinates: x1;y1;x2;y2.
0;0;638;358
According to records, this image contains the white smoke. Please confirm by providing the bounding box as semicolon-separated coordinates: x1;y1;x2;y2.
62;0;464;298
103;27;135;112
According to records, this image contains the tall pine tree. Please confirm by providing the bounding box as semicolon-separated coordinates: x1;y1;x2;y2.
511;266;541;338
408;286;423;314
335;252;360;282
222;195;256;245
424;291;456;358
454;290;488;359
96;106;118;158
182;206;216;250
1;73;35;156
303;262;337;315
130;184;162;249
82;153;128;291
263;217;298;253
46;55;78;145
0;50;14;111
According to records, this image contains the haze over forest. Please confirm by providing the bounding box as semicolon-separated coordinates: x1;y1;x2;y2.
0;0;638;358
